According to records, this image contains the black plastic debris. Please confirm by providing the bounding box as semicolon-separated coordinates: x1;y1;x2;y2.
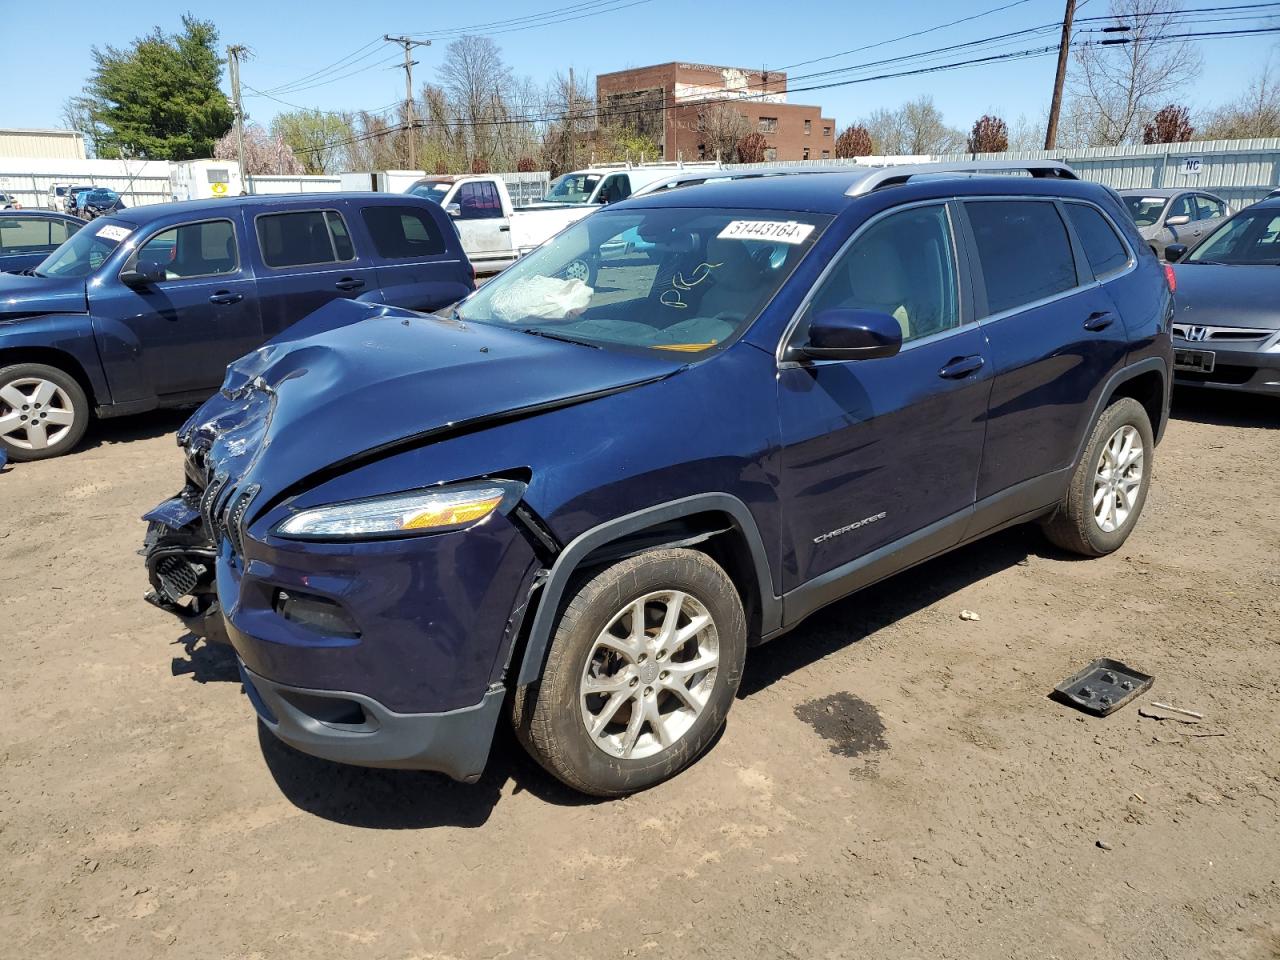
1053;658;1153;716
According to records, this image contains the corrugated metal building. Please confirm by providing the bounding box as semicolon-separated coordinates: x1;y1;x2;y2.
0;129;87;161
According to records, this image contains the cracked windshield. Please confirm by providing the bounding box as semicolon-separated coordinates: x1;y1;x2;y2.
456;207;829;352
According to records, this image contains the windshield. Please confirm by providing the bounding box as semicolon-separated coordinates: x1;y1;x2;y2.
543;173;601;203
456;207;830;353
1124;195;1169;227
407;180;453;204
35;218;131;277
1187;209;1280;264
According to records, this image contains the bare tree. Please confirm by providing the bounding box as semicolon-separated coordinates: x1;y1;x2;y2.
697;103;750;161
1142;103;1194;143
1201;63;1280;139
438;36;514;170
859;97;964;155
541;70;593;175
1007;113;1047;151
968;115;1009;153
834;124;873;158
1065;0;1201;146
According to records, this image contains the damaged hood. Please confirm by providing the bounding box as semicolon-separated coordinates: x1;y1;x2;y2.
0;271;88;319
183;299;683;507
1173;263;1280;330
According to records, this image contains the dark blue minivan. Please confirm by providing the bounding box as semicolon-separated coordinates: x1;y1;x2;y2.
0;193;472;461
142;162;1174;796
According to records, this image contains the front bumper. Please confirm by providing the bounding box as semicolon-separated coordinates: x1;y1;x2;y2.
240;662;505;781
1173;338;1280;395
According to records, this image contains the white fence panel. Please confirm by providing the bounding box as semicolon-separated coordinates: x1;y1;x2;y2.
247;175;342;195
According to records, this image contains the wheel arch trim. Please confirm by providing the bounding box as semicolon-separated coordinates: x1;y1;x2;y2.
1079;356;1170;461
515;493;779;686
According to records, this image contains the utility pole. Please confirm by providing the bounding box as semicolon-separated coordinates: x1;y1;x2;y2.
568;67;576;153
227;45;251;193
385;35;431;170
1044;0;1076;150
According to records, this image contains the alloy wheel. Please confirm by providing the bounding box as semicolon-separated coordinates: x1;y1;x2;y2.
0;377;77;451
1093;424;1144;533
579;590;720;759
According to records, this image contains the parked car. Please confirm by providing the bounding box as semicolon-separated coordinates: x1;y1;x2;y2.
140;160;1172;797
1119;188;1229;258
540;162;721;207
405;174;595;274
0;192;19;210
79;187;126;219
48;183;74;211
1162;196;1280;395
0;193;474;461
0;210;85;273
65;186;94;216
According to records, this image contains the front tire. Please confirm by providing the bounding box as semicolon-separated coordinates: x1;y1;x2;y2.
0;362;89;462
515;548;746;797
1041;397;1154;556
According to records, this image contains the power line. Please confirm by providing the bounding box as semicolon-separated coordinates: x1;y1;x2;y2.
302;24;1280;155
260;0;655;96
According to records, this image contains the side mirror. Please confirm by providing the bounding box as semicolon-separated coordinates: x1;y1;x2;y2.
445;202;462;218
1164;243;1188;263
120;262;166;286
794;309;903;362
1165;214;1191;227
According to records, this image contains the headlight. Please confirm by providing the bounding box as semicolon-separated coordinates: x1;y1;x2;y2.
275;481;519;540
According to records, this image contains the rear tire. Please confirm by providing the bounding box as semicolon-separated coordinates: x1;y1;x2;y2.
514;548;746;797
0;362;89;462
1041;397;1154;556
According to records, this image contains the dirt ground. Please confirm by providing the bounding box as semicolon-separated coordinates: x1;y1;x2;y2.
1;390;1278;960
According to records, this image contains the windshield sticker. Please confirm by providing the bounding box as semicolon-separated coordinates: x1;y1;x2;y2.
95;224;131;242
718;220;815;244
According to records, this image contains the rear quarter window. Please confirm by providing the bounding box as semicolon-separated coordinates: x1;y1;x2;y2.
1064;203;1130;278
361;205;447;259
256;209;354;268
966;200;1078;316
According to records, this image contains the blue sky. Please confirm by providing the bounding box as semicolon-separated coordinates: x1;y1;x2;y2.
3;0;1277;138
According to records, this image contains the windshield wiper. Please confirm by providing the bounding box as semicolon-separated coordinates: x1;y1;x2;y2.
519;327;602;349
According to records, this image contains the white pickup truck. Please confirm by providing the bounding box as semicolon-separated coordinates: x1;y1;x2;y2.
405;175;593;274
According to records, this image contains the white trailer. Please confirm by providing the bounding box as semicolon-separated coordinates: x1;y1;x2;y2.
169;160;245;202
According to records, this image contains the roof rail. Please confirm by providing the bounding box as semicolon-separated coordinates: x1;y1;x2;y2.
845;160;1077;197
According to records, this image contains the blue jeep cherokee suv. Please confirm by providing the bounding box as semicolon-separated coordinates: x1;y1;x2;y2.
142;162;1173;796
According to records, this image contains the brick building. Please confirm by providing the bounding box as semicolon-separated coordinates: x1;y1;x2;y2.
596;62;837;162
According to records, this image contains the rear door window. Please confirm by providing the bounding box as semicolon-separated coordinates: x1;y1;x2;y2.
360;205;447;259
256;210;355;268
965;200;1078;317
1195;195;1225;220
1064;203;1130;279
1167;194;1195;221
456;181;503;219
0;217;59;254
138;220;238;279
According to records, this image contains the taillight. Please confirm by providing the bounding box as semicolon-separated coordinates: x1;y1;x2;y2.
1163;263;1177;294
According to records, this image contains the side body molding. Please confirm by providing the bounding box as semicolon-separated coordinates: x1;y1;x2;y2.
516;493;780;686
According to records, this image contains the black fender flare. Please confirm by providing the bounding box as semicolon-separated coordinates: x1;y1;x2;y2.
1073;356;1171;466
515;493;780;686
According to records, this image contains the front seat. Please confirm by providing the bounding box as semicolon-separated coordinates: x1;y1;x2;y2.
695;236;770;319
843;235;912;339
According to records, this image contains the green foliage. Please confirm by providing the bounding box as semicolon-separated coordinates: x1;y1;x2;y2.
592;124;661;163
270;111;354;174
80;15;232;160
